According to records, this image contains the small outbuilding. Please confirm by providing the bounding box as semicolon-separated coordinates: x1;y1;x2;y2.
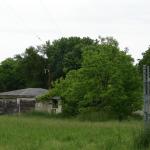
0;88;48;114
35;96;62;114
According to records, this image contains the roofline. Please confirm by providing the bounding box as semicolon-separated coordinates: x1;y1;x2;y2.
0;88;48;99
0;95;36;99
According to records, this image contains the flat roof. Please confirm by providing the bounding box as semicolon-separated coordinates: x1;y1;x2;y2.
0;88;48;98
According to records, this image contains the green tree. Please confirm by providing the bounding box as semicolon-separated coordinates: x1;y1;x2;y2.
138;46;150;74
40;37;95;87
0;58;25;92
16;47;47;88
0;37;95;91
49;38;142;119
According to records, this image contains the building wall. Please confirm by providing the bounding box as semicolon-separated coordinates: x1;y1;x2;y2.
0;98;36;114
0;98;62;114
0;99;18;114
56;101;62;113
35;101;62;114
17;98;35;113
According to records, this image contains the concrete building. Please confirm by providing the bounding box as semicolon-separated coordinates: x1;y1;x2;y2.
0;88;62;114
35;96;62;114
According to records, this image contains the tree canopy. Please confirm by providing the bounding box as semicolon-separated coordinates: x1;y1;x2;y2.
138;46;150;74
0;36;143;120
47;38;142;119
0;37;95;91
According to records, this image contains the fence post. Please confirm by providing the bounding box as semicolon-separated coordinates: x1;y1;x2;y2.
143;65;150;127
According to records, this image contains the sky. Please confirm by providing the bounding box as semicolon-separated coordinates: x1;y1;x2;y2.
0;0;149;62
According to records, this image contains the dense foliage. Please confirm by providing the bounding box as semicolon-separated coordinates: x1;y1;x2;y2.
0;58;25;91
39;37;95;87
0;36;143;119
138;46;150;74
0;37;94;91
48;38;142;119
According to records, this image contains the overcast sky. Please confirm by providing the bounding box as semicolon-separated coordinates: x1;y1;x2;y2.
0;0;149;62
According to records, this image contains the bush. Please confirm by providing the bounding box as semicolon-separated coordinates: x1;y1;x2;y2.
48;39;142;118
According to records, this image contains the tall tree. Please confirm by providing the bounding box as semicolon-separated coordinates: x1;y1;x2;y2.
0;58;25;92
0;37;96;91
17;47;47;88
49;38;142;119
40;37;95;86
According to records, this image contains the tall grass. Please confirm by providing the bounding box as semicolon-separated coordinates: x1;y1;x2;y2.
77;110;116;121
134;126;150;150
0;115;143;150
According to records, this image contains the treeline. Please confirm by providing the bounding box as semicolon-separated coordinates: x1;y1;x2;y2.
0;36;149;119
0;37;95;91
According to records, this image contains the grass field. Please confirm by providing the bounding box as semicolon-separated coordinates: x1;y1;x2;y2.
0;115;144;150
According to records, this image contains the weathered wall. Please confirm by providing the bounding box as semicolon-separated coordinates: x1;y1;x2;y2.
0;98;36;114
17;98;35;113
35;101;62;114
0;99;18;114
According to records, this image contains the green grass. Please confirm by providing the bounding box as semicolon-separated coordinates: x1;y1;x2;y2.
0;115;144;150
